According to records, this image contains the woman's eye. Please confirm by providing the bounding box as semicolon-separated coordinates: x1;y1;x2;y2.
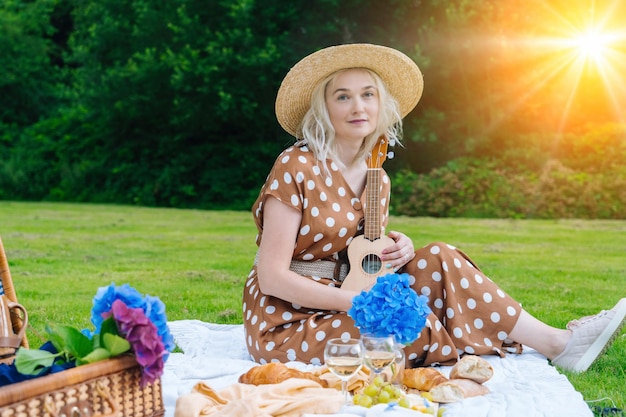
364;91;375;98
337;94;349;101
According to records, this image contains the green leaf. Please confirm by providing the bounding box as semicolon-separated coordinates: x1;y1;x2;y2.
77;347;111;365
45;323;66;353
97;316;120;349
101;316;120;336
47;324;94;359
14;348;61;375
102;333;131;357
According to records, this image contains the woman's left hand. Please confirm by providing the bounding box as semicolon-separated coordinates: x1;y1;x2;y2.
381;230;415;271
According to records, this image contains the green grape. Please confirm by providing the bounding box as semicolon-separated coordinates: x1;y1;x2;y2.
357;379;410;409
377;390;391;404
393;386;404;399
363;384;379;397
397;397;411;408
358;394;374;408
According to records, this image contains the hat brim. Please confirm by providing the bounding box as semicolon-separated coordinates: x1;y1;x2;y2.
275;43;423;138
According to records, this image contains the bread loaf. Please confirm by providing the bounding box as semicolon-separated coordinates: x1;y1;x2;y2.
449;355;494;383
238;362;328;387
429;378;489;403
401;367;448;391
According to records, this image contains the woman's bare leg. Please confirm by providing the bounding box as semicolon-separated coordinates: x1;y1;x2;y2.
508;310;571;360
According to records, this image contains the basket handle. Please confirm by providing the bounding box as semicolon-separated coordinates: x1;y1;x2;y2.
45;380;120;417
0;295;28;363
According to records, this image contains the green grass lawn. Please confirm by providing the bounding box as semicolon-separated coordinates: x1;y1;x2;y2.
1;201;624;413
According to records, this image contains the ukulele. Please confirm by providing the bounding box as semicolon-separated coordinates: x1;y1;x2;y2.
341;136;395;291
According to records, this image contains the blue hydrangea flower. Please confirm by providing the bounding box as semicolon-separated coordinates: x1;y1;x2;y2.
91;283;146;331
91;283;175;359
348;273;431;345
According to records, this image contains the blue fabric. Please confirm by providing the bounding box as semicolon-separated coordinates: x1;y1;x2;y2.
0;342;76;387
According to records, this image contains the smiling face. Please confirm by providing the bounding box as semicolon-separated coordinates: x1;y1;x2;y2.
324;68;380;145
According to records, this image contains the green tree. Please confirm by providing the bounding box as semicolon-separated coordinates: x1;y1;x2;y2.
0;0;62;135
48;0;356;207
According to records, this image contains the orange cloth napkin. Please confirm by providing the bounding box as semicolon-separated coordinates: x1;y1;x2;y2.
174;378;344;417
312;365;372;394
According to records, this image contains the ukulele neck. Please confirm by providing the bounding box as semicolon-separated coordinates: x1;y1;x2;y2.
364;167;382;241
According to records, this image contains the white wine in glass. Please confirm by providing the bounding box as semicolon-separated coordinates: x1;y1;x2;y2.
365;350;396;370
324;338;364;404
360;334;396;377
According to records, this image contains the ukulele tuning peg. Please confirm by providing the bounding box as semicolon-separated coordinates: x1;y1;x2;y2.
388;139;396;147
387;151;395;159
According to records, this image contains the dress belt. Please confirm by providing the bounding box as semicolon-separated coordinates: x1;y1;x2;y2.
254;252;348;282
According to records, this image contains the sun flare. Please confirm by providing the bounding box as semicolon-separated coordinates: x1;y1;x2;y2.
572;29;612;61
537;0;626;125
487;0;626;135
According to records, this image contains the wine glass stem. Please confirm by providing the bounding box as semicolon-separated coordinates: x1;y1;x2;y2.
341;379;349;405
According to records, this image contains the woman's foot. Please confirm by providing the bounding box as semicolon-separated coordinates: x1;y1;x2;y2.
551;298;626;372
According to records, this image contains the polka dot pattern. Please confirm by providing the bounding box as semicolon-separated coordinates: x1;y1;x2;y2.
401;242;522;366
243;145;522;367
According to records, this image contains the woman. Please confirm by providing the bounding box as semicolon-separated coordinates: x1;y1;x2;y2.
242;43;626;372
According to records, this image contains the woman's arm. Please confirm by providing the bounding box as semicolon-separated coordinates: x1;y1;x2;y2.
256;196;359;311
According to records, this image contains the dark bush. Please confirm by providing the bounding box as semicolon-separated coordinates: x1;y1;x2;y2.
391;155;626;220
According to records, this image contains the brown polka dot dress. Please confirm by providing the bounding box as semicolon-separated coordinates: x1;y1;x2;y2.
242;144;522;367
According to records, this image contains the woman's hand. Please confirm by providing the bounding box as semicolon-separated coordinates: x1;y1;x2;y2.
381;230;415;271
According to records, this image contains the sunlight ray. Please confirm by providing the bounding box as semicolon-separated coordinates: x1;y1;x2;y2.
479;36;583;135
505;1;626;131
423;0;626;139
594;48;626;123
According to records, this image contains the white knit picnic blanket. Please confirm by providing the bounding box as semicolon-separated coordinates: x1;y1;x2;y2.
162;320;593;417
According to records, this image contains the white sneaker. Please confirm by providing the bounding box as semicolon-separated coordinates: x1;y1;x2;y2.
551;298;626;372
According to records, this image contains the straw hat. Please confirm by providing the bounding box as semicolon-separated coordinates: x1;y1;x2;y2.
275;43;423;138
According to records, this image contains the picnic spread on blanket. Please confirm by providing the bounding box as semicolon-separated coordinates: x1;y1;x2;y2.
162;320;594;417
175;359;457;416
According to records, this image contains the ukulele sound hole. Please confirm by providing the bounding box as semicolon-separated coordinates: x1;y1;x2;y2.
361;254;383;274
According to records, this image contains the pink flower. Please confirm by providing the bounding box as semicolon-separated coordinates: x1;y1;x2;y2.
110;299;167;386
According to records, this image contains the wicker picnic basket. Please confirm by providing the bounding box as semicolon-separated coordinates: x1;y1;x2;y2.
0;355;164;417
0;237;165;417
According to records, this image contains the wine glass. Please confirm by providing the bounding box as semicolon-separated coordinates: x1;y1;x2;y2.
360;334;396;381
324;338;364;404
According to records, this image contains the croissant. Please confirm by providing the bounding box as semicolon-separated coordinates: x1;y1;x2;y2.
402;367;448;391
238;362;328;387
449;355;494;384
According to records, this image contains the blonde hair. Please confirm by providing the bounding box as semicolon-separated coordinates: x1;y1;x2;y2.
298;68;403;172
